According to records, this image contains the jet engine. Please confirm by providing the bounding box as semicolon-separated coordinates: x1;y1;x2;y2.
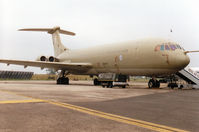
36;56;47;61
48;56;59;62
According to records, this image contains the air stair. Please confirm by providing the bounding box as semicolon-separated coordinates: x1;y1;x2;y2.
176;67;199;89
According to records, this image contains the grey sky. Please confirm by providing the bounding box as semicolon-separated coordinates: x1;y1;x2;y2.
0;0;199;73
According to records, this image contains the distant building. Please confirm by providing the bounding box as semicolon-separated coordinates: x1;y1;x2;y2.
0;70;34;80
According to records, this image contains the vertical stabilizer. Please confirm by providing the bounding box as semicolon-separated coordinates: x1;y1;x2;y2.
50;28;68;57
19;26;75;57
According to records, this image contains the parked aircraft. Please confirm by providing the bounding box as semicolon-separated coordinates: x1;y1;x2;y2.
0;26;198;88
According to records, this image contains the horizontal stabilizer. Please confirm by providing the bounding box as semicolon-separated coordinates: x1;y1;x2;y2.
19;26;75;36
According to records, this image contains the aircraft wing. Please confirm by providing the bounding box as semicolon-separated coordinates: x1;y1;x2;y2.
0;59;92;72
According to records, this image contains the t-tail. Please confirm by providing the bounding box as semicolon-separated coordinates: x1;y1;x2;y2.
19;26;75;57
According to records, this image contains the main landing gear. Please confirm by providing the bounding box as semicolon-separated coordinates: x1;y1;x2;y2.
57;70;69;85
148;78;160;88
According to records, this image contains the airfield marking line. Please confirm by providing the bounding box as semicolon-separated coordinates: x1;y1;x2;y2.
0;99;44;104
0;89;188;132
46;101;188;132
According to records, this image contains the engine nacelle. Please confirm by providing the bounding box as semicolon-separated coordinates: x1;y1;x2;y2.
36;56;47;61
48;56;59;62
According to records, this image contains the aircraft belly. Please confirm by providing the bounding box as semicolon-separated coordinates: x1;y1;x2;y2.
88;68;178;76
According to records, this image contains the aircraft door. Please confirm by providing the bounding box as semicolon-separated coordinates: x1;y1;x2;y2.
114;55;121;73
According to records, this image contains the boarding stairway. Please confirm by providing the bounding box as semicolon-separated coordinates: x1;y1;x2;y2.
176;67;199;89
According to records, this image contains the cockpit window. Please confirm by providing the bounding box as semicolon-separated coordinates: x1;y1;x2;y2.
176;45;181;49
165;45;170;50
154;43;184;51
170;45;176;50
160;45;164;50
154;45;160;51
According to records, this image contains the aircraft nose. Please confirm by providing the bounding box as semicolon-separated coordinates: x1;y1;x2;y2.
175;53;190;69
185;54;190;65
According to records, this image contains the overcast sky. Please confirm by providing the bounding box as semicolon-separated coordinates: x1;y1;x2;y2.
0;0;199;73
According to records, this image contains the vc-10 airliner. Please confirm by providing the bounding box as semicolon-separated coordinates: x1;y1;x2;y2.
0;27;198;88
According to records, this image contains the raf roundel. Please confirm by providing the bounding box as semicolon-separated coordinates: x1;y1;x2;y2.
119;55;123;61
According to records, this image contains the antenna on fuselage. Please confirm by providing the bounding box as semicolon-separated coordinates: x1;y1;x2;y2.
167;27;173;41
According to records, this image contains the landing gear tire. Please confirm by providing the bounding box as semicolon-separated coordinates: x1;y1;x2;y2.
156;81;160;88
57;77;69;85
148;79;160;88
63;77;69;84
148;79;153;88
57;77;62;84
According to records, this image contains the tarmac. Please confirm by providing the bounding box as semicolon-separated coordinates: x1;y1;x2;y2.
0;80;198;132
